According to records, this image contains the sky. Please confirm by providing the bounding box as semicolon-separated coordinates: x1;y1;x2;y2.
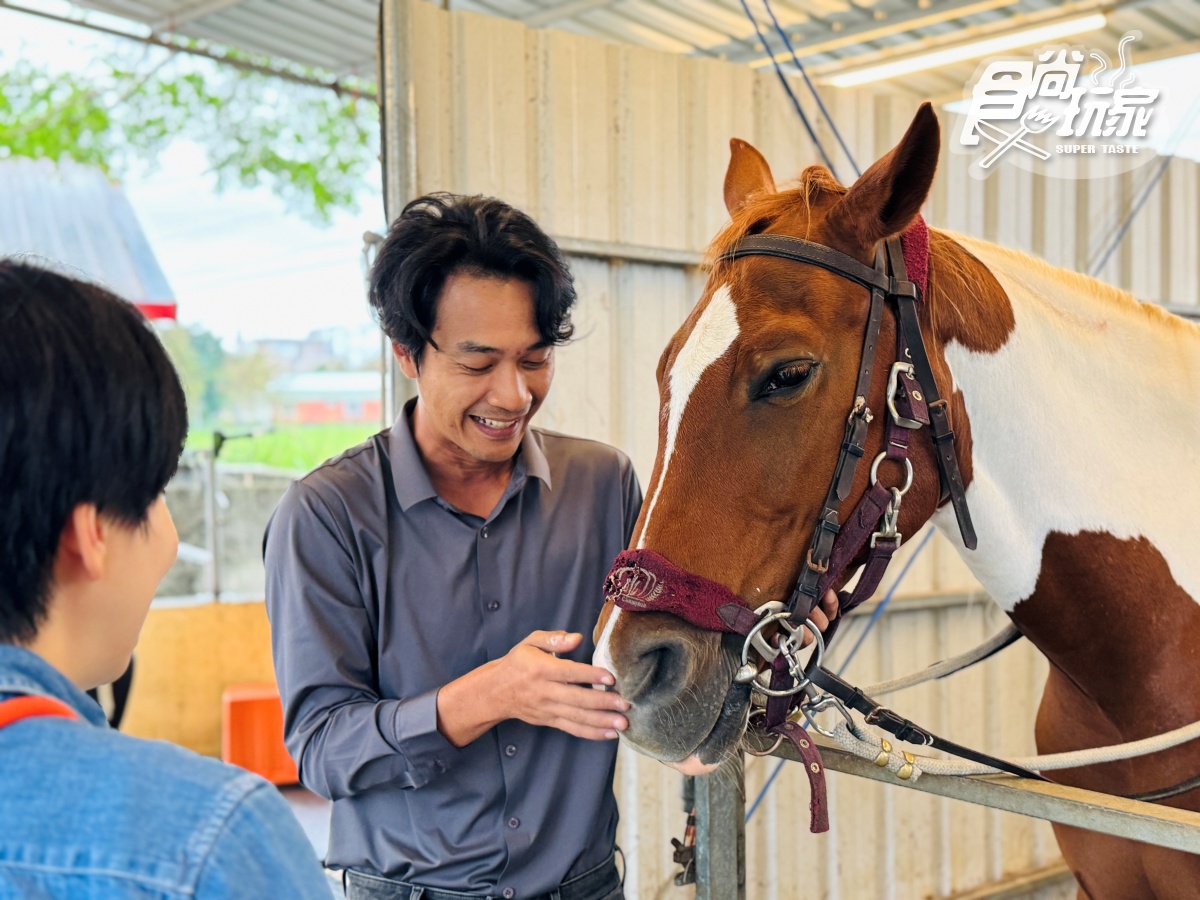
0;0;385;347
3;1;1199;346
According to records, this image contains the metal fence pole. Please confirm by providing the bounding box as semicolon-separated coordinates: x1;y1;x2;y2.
693;752;746;899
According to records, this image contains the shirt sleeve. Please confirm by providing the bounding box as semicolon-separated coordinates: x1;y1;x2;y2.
194;781;331;899
264;481;462;801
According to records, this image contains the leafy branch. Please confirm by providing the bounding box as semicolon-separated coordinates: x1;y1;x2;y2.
0;44;379;223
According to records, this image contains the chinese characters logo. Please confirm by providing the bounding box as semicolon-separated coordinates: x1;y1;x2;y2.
958;31;1160;173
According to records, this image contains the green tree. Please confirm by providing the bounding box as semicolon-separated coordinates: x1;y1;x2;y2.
0;43;377;222
159;323;226;426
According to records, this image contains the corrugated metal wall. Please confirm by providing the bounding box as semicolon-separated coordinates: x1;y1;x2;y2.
387;2;1200;896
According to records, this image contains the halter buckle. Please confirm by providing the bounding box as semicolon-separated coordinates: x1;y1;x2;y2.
886;362;923;429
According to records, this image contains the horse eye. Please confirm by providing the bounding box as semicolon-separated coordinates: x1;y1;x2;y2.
761;363;815;397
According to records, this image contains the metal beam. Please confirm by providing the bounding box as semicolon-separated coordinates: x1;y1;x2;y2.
773;737;1200;855
0;2;373;98
555;236;705;268
742;0;1020;67
151;0;250;32
945;862;1074;899
523;0;618;28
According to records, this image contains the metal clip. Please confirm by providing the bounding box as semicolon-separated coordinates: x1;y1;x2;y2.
870;487;904;548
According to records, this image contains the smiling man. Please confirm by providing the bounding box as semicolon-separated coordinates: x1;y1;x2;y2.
264;193;640;900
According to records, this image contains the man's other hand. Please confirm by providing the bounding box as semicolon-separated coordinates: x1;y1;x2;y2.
495;631;630;741
436;631;629;747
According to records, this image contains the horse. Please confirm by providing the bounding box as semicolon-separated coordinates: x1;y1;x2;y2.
592;102;1200;898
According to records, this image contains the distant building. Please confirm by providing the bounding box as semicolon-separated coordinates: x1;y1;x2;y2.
269;371;382;425
240;323;381;373
0;158;176;320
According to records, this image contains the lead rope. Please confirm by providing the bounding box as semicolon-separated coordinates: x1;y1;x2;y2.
820;705;1200;783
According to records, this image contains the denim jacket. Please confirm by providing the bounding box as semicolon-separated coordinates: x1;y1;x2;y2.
0;645;331;899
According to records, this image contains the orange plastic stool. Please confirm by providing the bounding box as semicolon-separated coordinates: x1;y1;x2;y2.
221;683;298;785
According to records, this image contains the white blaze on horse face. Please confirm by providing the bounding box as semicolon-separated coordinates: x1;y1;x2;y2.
931;235;1200;611
637;284;740;549
592;285;740;676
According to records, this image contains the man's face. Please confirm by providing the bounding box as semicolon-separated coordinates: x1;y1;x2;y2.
398;271;555;467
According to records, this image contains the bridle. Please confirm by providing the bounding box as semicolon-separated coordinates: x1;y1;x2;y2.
607;221;1043;832
608;219;1200;832
722;223;977;636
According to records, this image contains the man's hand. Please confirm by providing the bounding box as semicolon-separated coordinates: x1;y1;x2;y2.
799;589;840;647
436;631;628;748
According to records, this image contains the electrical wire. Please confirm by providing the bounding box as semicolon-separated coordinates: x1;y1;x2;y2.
758;0;861;179
735;0;838;177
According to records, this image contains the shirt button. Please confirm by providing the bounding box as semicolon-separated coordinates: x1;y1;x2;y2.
505;744;517;757
487;600;501;612
502;890;515;899
481;526;490;538
508;816;520;829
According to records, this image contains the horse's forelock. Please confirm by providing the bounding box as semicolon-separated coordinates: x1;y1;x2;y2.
704;166;848;273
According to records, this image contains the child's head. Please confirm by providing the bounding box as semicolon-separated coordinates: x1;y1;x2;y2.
0;260;188;687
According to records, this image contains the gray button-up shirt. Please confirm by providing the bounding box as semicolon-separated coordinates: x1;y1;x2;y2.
264;404;642;897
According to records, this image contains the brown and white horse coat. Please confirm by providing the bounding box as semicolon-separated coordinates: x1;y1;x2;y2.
594;103;1200;898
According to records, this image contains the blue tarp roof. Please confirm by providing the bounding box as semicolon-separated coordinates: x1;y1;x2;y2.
0;157;175;310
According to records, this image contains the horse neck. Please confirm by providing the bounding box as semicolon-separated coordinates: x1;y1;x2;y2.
925;234;1200;727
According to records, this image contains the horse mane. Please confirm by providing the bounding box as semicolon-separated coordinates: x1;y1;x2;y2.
947;231;1200;339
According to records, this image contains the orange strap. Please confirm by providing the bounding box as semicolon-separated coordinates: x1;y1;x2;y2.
0;695;80;729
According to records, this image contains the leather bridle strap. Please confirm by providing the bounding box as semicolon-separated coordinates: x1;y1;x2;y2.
725;238;891;619
886;235;976;548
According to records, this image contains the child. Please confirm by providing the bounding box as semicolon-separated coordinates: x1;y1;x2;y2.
0;260;332;898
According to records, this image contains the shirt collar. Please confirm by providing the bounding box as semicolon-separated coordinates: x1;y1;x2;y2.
389;398;553;512
0;644;109;727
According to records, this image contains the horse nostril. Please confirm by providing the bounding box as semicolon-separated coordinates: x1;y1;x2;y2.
623;633;696;705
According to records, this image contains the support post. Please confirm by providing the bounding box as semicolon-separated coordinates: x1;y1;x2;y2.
378;0;419;416
693;751;746;899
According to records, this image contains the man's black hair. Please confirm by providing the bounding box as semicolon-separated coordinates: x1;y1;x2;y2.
0;260;188;644
369;193;576;365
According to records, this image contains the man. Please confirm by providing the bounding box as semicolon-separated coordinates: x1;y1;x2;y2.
0;260;330;898
265;194;637;900
264;193;838;900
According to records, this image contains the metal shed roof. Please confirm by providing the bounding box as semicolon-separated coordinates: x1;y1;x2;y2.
0;158;177;318
65;0;1200;99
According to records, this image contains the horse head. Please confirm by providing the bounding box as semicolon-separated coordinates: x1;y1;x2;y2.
594;103;991;773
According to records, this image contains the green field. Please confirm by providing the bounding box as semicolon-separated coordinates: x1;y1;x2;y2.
186;423;384;471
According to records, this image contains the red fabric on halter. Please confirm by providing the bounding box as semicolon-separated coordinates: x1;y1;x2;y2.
901;216;929;297
0;695;80;729
605;550;751;634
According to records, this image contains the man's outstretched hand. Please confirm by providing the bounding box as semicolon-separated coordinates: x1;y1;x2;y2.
436;631;629;748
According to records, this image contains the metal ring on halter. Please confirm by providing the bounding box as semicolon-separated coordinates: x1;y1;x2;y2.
870;452;913;496
744;708;784;757
740;616;824;698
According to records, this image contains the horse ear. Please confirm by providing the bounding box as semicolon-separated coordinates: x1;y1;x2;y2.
827;102;940;249
724;138;776;214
